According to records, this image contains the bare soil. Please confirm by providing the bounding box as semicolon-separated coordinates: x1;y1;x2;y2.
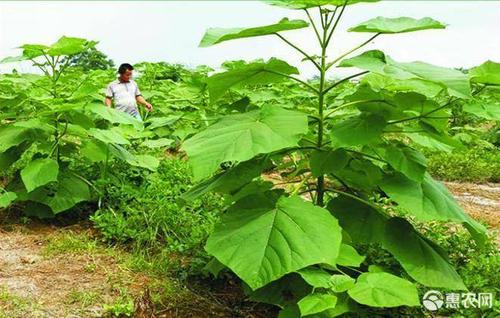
0;224;146;317
445;182;500;228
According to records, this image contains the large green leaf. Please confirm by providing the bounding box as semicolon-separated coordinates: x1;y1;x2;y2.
383;144;427;182
330;275;356;293
81;140;108;163
20;158;59;192
86;103;143;130
141;138;174;149
469;60;500;85
182;105;308;180
298;293;337;316
131;155;160;172
348;272;419;307
206;58;299;104
298;267;333;288
182;158;269;202
265;0;379;9
463;101;500;120
331;114;386;146
199;18;308;47
337;243;365;267
18;44;49;59
248;273;312;308
335;159;383;192
0;126;33;153
26;174;91;213
310;149;349;177
382;218;466;290
48;174;90;213
0;145;27;171
327;195;386;244
88;128;130;145
0;192;17;208
380;173;486;242
206;194;342;290
47;36;90;56
361;73;444;98
108;144;159;171
340;50;471;98
349;17;445;34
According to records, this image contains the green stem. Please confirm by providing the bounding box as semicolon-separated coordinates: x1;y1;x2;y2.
316;8;330;207
274;33;321;71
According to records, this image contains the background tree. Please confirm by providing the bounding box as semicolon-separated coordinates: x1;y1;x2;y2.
64;46;114;71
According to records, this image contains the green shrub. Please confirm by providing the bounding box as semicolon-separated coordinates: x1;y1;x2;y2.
425;147;500;182
354;222;499;317
90;158;223;272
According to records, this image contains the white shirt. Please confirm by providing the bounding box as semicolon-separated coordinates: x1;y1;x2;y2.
106;79;142;119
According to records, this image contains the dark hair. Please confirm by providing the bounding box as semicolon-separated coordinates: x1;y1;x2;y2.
118;63;134;74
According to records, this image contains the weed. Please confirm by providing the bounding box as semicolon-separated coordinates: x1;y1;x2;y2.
42;230;99;257
425;147;500;182
91;158;223;274
66;288;102;307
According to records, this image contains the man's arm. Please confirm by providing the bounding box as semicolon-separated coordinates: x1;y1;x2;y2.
105;84;113;107
136;95;153;111
104;97;112;107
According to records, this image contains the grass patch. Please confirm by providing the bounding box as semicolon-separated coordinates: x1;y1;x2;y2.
425;147;500;183
66;289;102;307
0;286;42;318
91;158;223;274
42;230;99;257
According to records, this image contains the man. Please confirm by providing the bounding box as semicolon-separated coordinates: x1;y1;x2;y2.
105;63;153;120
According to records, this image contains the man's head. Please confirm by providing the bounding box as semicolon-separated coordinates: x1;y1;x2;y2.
118;63;134;82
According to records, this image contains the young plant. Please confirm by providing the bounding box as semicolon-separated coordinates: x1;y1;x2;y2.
0;37;158;217
181;0;498;316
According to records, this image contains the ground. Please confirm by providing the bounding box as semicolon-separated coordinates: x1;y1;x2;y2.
0;183;498;318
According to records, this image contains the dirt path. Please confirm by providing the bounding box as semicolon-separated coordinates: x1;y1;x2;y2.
445;182;500;228
0;183;498;317
0;224;147;317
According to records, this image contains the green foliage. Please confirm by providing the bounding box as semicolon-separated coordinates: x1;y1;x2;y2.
63;46;115;71
199;18;308;47
347;272;419;307
349;16;445;34
182;105;308;179
181;0;498;316
206;193;342;290
90;158;223;269
0;36;157;217
425;147;500;182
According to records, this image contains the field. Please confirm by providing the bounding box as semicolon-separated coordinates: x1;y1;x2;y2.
0;1;499;317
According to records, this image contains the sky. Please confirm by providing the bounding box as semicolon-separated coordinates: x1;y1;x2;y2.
0;1;499;78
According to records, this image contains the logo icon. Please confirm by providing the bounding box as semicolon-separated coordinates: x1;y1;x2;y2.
423;290;444;311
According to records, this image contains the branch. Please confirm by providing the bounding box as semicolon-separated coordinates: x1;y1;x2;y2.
326;33;380;70
322;71;368;95
274;33;321;71
344;149;388;164
324;1;348;47
265;69;319;94
387;97;456;125
324;99;388;118
325;188;386;214
304;8;322;45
